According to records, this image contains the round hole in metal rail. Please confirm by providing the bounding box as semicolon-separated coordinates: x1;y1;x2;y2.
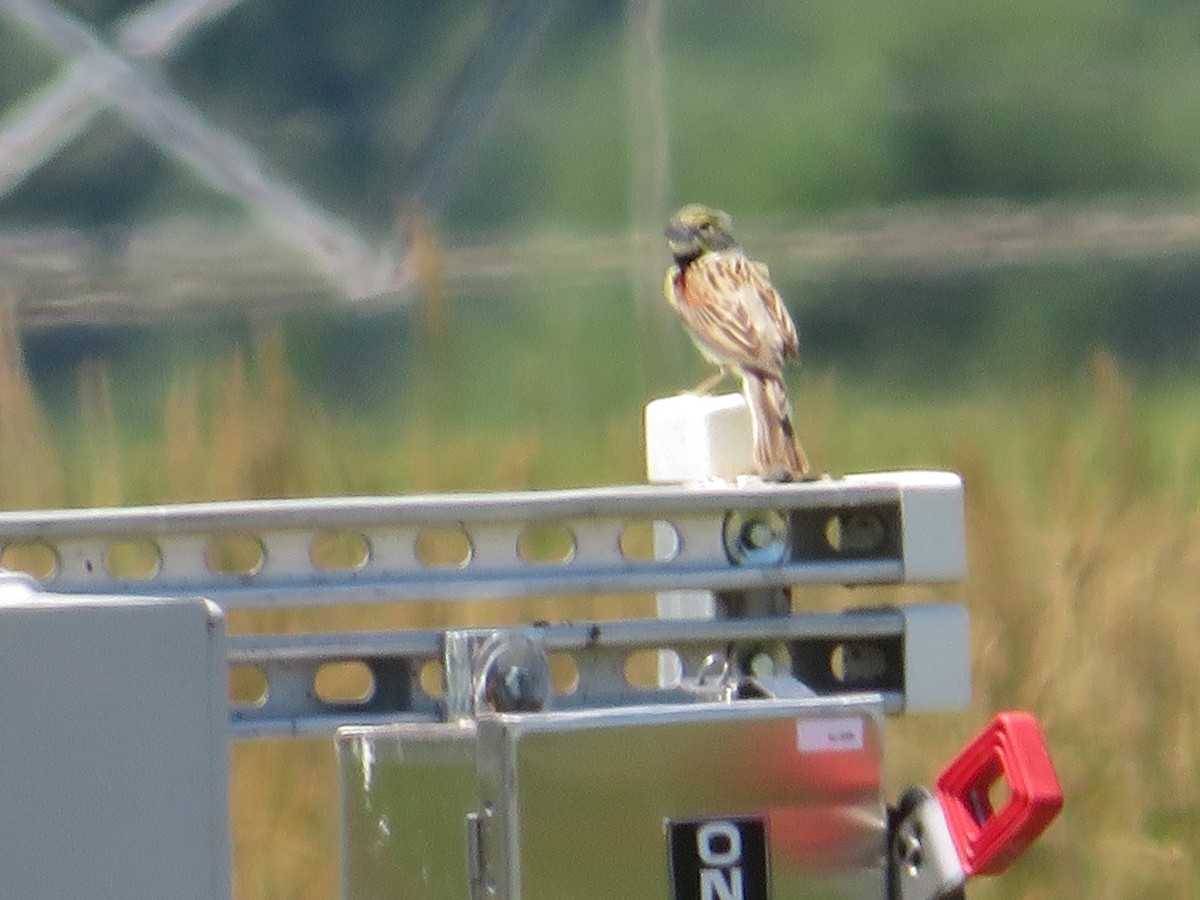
228;665;268;707
829;644;847;683
0;541;59;581
823;512;886;555
103;537;162;580
624;648;681;689
516;523;575;564
548;652;579;694
314;661;375;705
414;526;472;568
310;530;370;571
204;533;266;576
618;520;680;562
829;642;887;686
722;509;789;566
418;659;445;698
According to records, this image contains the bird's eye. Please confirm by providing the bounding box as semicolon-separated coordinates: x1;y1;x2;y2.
699;221;712;231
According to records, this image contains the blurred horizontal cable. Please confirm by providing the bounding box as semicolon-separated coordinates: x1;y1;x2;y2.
442;199;1200;283
8;197;1200;327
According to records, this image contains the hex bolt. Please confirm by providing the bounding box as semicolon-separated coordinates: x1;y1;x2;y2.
722;509;790;566
474;631;552;713
749;652;775;679
895;821;925;874
747;521;774;549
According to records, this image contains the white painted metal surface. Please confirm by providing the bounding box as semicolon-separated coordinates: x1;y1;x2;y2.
846;469;967;582
0;473;966;606
219;604;971;738
900;604;972;712
0;572;229;899
0;430;970;737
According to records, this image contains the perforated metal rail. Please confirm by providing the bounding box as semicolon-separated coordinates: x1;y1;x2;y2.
224;606;968;738
0;471;968;737
0;473;964;602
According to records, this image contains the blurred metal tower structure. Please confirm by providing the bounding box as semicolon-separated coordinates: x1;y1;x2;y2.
0;0;561;301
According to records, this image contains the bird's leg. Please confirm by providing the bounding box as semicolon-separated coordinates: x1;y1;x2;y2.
688;366;731;395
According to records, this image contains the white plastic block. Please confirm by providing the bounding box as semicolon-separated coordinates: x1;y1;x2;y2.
902;603;972;712
644;392;753;484
845;470;967;582
0;588;230;900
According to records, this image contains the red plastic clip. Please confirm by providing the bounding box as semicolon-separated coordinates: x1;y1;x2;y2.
935;711;1063;876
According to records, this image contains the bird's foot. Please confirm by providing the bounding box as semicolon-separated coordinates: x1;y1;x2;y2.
688;368;730;395
761;466;796;484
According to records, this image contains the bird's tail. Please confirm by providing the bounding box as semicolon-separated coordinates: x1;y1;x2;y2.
741;370;810;480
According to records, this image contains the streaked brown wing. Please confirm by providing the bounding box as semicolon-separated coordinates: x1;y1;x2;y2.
668;252;797;371
749;260;799;359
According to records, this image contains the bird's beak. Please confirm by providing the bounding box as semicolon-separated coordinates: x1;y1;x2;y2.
663;221;691;244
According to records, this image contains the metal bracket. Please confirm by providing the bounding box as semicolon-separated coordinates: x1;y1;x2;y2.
224;604;969;738
890;787;967;900
0;473;970;737
0;474;964;604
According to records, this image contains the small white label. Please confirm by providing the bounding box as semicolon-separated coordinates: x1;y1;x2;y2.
797;716;865;753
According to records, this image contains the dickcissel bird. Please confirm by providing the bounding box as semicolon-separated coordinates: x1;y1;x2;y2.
663;204;810;480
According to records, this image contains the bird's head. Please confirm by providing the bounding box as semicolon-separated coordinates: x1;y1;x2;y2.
664;204;739;263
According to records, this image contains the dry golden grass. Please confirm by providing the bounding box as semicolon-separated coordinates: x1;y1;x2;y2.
1;295;1197;897
0;290;64;507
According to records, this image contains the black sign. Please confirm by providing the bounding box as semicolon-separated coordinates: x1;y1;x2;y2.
667;815;770;900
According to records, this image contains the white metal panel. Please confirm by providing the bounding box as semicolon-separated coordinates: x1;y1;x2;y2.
0;577;229;900
902;603;972;712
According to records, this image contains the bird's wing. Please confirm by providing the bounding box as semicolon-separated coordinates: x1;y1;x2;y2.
748;260;799;359
669;252;798;371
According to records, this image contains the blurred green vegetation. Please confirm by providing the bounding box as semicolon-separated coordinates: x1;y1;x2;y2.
4;0;1200;226
17;253;1200;466
4;0;1200;401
